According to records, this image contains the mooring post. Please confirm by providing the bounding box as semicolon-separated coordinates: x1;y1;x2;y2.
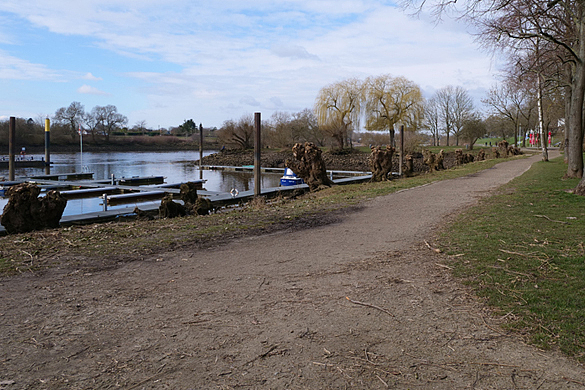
254;112;261;197
44;118;51;175
399;124;404;176
9;116;15;181
199;123;203;180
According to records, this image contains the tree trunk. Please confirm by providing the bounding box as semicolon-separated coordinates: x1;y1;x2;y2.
568;6;585;179
564;84;571;164
537;75;549;162
389;129;395;148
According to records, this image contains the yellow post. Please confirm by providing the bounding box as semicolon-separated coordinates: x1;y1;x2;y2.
44;118;51;174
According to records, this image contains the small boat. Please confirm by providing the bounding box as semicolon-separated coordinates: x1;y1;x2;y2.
280;168;304;186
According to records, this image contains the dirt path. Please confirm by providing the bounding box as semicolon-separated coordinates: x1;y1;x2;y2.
2;151;585;389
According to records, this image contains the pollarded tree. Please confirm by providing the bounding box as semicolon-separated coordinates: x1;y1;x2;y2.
364;75;424;146
315;78;364;149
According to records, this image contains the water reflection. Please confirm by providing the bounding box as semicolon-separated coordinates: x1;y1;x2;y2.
0;151;282;216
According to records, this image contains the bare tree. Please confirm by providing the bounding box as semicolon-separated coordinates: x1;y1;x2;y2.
431;86;473;146
402;0;585;190
461;113;487;150
483;78;534;147
54;102;85;141
291;109;324;146
133;120;148;135
424;95;442;146
451;87;474;146
92;105;128;142
218;114;255;149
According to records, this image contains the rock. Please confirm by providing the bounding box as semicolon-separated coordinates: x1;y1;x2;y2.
0;183;67;234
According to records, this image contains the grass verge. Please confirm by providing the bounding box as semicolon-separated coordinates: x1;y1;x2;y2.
441;156;585;361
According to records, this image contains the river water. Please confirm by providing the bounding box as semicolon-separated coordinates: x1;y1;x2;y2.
0;151;282;216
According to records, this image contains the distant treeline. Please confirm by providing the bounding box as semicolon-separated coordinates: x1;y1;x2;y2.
0;117;221;152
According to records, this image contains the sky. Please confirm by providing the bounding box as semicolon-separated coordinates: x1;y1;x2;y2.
0;0;503;130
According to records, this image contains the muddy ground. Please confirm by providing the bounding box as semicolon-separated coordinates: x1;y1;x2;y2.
1;150;585;389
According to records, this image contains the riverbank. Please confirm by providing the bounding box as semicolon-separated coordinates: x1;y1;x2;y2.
2;151;583;389
199;148;466;173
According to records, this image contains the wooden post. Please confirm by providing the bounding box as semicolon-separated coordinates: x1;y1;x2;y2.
399;124;404;176
9;116;15;181
45;118;51;175
254;112;261;196
199;123;203;180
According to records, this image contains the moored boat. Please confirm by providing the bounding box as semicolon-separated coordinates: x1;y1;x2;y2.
280;168;303;186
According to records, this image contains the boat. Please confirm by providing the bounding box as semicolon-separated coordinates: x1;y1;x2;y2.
280;168;304;186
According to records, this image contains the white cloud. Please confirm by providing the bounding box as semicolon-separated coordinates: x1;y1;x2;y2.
82;72;102;81
0;49;62;80
240;96;261;107
0;1;501;128
270;44;320;61
77;84;109;95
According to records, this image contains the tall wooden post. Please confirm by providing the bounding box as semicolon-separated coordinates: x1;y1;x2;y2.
199;123;203;180
8;116;15;181
45;118;51;175
399;124;404;176
254;112;261;196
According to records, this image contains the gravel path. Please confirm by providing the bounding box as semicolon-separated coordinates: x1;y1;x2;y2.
2;150;585;389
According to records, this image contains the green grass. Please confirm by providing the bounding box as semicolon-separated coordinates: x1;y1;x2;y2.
441;157;585;360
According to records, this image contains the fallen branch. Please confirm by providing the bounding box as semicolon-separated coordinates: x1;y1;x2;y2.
244;345;279;366
499;249;528;257
346;297;394;317
424;240;442;253
435;263;453;270
534;215;568;224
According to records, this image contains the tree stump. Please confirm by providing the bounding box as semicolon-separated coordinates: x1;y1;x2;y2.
0;183;67;234
498;140;510;157
455;149;464;165
157;183;212;218
492;147;500;159
159;194;187;218
423;149;444;171
368;145;395;181
404;154;414;176
180;182;200;205
476;149;486;161
286;142;333;191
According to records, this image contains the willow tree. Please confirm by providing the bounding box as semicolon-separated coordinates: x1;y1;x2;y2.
314;78;364;149
364;75;424;146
